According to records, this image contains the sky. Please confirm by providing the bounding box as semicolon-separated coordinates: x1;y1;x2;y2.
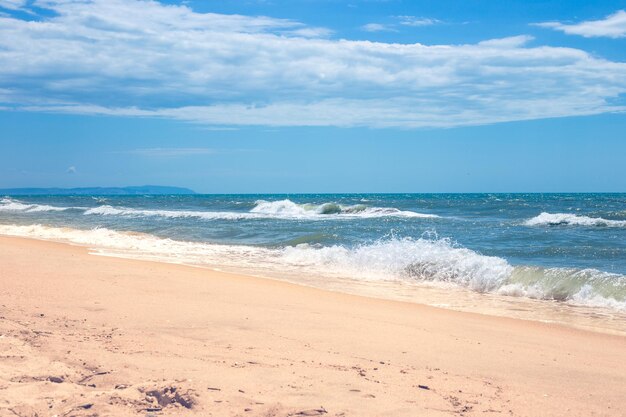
1;0;625;193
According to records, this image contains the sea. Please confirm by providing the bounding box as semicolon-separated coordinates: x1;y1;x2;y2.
1;193;625;333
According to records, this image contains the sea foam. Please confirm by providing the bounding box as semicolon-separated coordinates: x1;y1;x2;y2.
83;205;255;220
0;198;71;213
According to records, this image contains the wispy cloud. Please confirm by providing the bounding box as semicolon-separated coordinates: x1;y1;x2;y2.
287;26;334;38
0;0;27;11
1;1;625;129
200;126;240;131
397;16;440;27
116;148;217;157
535;10;626;38
362;15;439;32
361;23;396;32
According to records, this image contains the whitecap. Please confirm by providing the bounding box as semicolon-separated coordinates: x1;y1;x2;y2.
524;212;626;227
251;199;438;219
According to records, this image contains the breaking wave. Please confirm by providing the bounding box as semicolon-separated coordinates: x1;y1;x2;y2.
524;212;626;227
250;199;438;219
0;223;623;311
83;199;438;220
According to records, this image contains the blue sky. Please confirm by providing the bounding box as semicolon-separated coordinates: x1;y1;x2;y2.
1;0;625;192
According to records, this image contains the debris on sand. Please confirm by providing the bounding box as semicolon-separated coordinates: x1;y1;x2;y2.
290;407;328;416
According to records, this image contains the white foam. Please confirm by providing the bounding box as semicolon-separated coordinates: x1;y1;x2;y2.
83;205;256;220
250;199;308;217
524;212;626;227
0;223;274;268
0;198;71;213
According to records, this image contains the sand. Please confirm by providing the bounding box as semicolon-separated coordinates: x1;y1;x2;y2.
0;236;624;417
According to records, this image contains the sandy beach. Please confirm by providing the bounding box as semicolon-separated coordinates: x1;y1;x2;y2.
0;236;624;417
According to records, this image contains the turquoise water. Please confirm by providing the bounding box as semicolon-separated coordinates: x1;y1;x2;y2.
1;193;625;310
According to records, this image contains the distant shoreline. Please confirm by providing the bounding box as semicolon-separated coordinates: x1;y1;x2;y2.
2;189;625;196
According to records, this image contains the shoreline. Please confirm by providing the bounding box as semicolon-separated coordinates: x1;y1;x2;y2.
2;225;625;336
0;236;625;416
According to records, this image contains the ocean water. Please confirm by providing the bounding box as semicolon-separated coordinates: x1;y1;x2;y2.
1;193;626;321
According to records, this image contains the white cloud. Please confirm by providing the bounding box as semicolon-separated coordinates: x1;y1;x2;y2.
0;0;625;129
536;10;626;38
66;165;76;173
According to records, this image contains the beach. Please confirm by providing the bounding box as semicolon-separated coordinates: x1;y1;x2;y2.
0;236;624;417
3;0;626;415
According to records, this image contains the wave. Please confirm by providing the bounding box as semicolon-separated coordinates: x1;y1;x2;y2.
0;223;623;310
499;267;626;310
83;199;438;220
0;198;72;213
524;212;626;227
250;199;438;219
280;237;512;292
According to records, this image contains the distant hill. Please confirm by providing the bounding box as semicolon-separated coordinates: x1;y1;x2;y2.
0;186;196;195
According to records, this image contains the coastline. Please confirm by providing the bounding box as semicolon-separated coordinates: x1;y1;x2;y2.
0;236;624;416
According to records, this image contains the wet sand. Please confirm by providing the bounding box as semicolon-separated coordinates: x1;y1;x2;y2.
0;236;624;416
